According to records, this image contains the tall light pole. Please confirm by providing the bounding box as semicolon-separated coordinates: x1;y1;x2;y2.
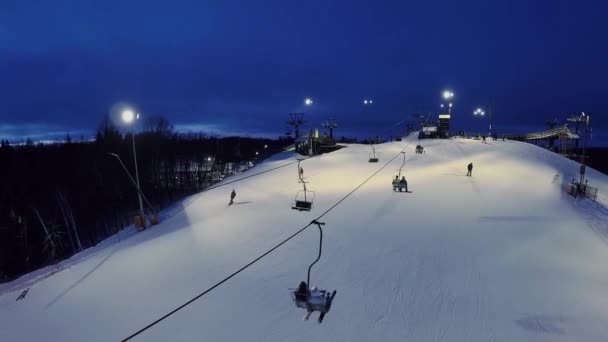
474;108;486;118
474;107;492;134
576;112;590;185
442;90;454;115
108;153;157;218
488;97;494;134
122;109;145;226
473;107;488;134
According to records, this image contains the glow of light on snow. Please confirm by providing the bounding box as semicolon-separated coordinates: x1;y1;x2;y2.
2;135;608;341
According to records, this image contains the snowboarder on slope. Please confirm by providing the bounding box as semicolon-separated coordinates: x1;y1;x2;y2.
229;189;236;205
467;163;473;177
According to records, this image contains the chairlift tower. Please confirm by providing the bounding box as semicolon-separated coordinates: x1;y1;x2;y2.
288;113;305;138
322;118;339;139
412;113;427;128
567;114;586;148
579;113;590;180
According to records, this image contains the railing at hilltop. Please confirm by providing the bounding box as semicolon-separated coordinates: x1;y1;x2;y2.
505;125;580;141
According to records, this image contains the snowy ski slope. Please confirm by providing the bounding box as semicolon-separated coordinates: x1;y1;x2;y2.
2;134;608;341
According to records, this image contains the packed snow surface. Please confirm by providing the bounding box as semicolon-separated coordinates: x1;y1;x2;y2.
2;135;608;341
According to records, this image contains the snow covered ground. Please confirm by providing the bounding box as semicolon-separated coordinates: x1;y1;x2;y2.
2;135;608;341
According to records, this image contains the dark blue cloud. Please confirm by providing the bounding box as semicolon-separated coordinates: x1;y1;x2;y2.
1;0;606;144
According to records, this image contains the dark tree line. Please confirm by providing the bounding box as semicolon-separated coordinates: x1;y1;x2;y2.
0;116;292;281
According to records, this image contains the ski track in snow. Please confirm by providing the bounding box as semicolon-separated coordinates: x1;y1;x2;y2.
1;135;608;341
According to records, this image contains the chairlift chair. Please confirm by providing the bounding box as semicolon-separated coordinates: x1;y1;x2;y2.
392;152;407;192
368;145;379;163
292;159;315;211
290;221;336;320
393;181;408;192
293;190;315;211
290;288;333;312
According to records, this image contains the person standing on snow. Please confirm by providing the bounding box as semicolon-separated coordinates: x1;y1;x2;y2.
229;189;236;205
467;162;473;177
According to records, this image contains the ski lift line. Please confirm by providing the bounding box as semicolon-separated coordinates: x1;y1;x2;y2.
325;117;433;219
306;221;325;290
122;131;424;341
122;145;410;341
205;160;301;192
161;159;305;222
315;146;410;222
121;220;317;341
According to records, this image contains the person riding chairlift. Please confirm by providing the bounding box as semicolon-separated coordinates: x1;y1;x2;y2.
294;282;330;310
308;287;325;307
399;176;408;192
294;281;308;302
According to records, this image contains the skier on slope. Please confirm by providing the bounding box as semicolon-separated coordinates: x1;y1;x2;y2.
467;162;473;177
229;189;236;205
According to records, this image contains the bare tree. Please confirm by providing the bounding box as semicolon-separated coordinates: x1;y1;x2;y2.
33;208;64;262
144;115;174;137
57;191;83;253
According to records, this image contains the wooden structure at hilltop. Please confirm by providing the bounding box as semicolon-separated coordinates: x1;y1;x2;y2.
505;125;579;155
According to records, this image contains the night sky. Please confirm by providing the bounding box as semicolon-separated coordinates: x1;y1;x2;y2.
1;0;607;144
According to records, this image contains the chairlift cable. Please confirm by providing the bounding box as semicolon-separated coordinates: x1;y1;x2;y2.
164;159;305;221
122;123;427;341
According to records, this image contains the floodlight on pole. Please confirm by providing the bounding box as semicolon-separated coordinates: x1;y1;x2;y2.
122;109;135;123
121;108;145;227
304;98;313;106
108;152;156;219
442;90;454;115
